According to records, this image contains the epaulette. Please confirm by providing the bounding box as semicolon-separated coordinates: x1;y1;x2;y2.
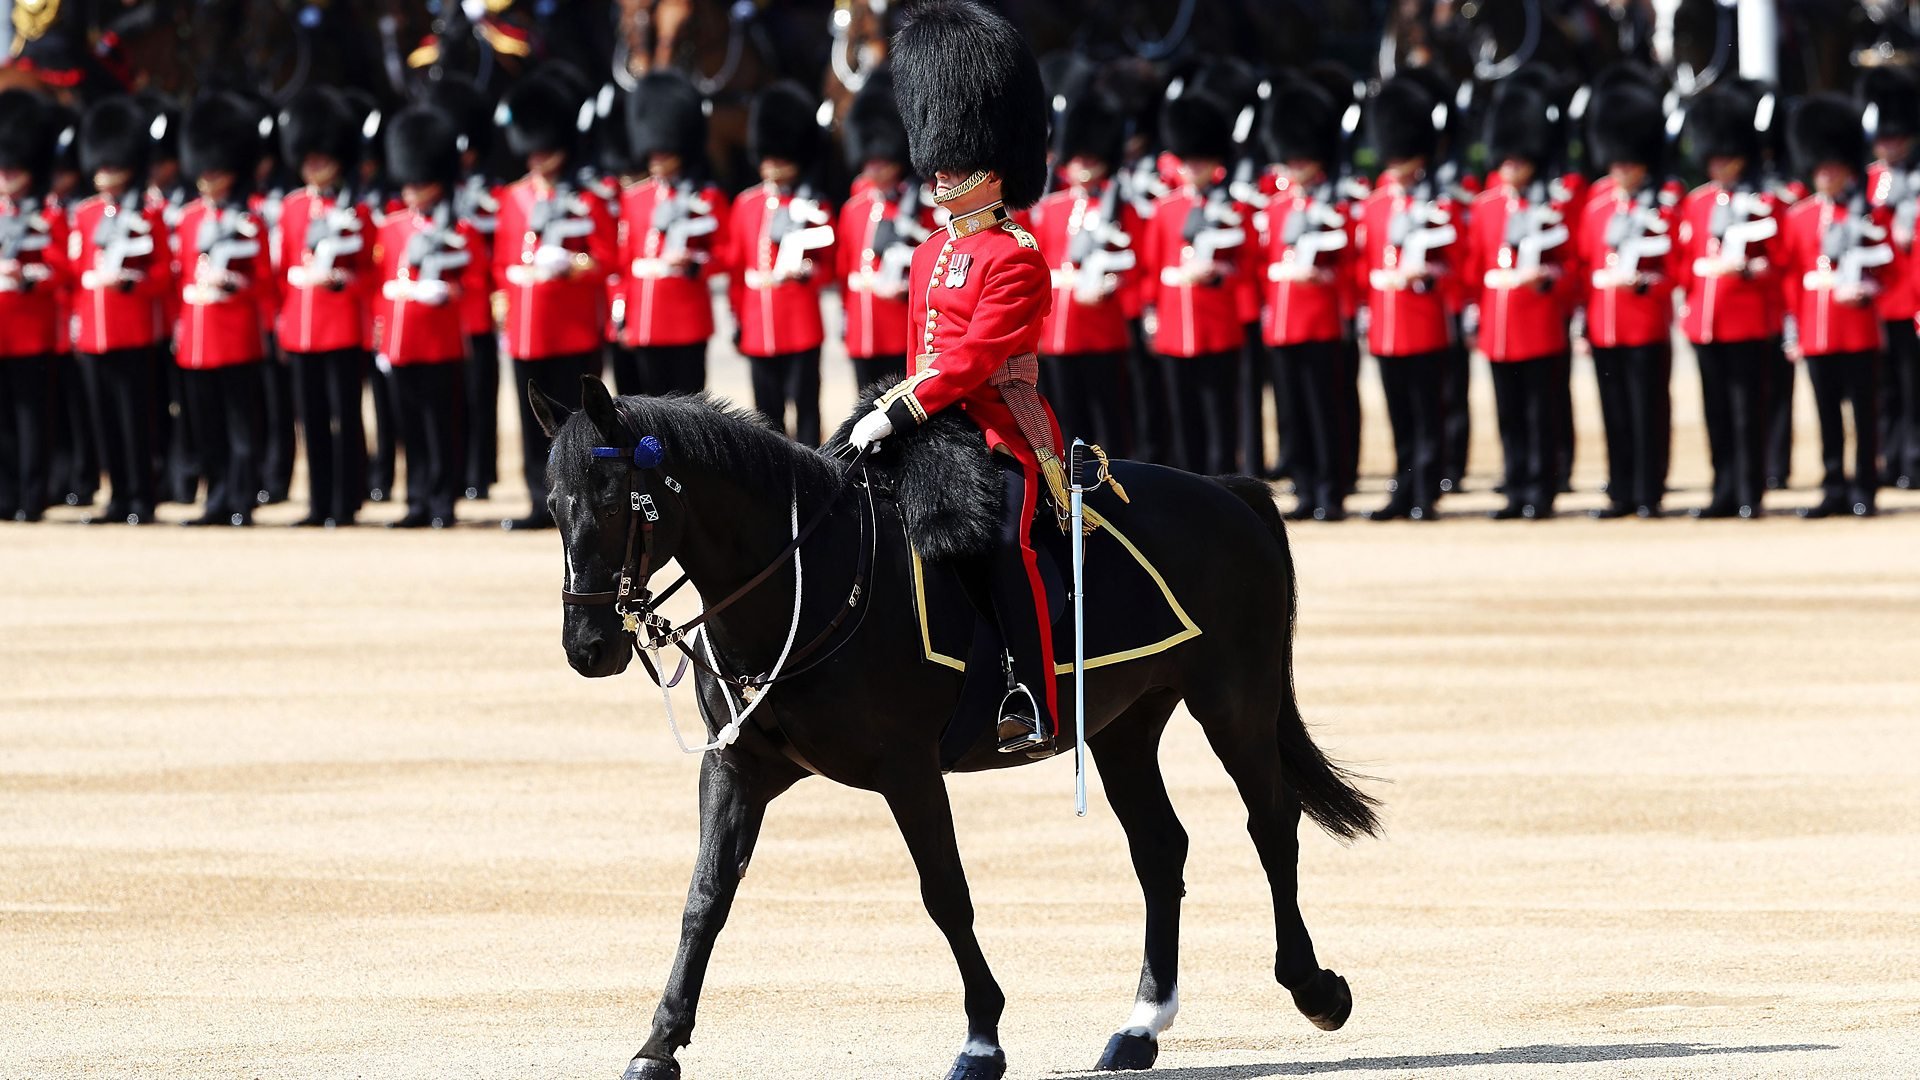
1001;219;1037;249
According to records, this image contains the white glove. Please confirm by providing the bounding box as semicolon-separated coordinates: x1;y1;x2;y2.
1461;303;1480;339
851;408;893;451
533;245;574;280
410;278;451;306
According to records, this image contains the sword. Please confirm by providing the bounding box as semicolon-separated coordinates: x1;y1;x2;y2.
1069;438;1088;819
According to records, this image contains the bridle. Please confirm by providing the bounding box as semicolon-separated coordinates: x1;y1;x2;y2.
560;434;876;706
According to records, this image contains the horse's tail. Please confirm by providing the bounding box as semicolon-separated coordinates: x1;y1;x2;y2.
1215;475;1383;842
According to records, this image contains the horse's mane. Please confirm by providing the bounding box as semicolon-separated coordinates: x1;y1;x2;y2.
549;392;841;503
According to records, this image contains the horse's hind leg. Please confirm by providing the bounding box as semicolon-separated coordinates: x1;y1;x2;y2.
1189;684;1354;1032
1087;690;1187;1072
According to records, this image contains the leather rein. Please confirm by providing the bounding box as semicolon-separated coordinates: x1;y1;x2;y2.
560;438;876;696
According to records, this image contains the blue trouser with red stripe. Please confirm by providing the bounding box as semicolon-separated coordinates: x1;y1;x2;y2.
957;451;1059;736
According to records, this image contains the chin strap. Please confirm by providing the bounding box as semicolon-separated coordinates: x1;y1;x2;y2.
932;169;990;205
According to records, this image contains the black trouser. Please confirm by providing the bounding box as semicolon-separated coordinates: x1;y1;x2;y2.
955;453;1056;737
1695;339;1772;511
367;364;398;501
1764;341;1795;487
79;346;158;518
1376;351;1445;510
852;354;906;394
465;332;500;494
1592;343;1672;511
1270;339;1348;513
514;352;596;520
1159;350;1237;475
1241;324;1270;476
1806;350;1880;506
290;348;369;523
0;354;54;518
1439;331;1471;488
47;355;98;505
259;346;296;502
181;362;264;520
1127;318;1164;463
1880;318;1919;485
161;355;200;504
394;361;464;521
1549;349;1575;491
613;341;709;398
1490;354;1558;512
1337;336;1363;495
1041;350;1130;455
747;348;822;445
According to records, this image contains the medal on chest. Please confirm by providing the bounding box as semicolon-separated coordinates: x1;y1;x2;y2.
944;251;972;289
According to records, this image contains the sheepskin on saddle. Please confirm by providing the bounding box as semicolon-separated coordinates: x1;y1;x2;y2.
824;382;1007;563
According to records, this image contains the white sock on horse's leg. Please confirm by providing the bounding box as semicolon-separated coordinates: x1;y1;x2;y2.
1121;985;1179;1040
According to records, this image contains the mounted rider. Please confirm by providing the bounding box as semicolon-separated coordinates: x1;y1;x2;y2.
848;0;1064;756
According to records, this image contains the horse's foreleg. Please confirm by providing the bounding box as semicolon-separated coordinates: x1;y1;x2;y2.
1087;692;1186;1072
883;778;1009;1080
625;750;802;1080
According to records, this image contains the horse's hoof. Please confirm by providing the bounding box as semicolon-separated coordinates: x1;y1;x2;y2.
621;1055;681;1080
943;1048;1007;1080
1095;1031;1159;1070
1293;969;1353;1031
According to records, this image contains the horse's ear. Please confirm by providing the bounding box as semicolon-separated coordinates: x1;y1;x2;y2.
580;375;619;439
528;380;568;438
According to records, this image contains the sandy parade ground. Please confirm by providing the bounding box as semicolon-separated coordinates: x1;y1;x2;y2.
4;324;1919;1080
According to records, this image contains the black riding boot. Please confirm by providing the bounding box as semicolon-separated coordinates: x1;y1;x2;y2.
958;454;1058;756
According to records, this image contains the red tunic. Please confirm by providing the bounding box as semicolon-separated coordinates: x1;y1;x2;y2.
1355;175;1461;358
617;177;728;348
0;196;70;358
1673;182;1782;346
1577;184;1679;350
1463;182;1573;362
372;208;489;365
835;182;934;359
68;194;173;353
1256;178;1353;347
1778;195;1891;357
726;184;835;357
1866;161;1917;321
273;188;375;354
1025;180;1141;356
493;177;615;359
173;199;275;369
1139;184;1257;357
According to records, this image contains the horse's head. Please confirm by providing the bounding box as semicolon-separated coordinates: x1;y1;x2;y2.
531;376;687;679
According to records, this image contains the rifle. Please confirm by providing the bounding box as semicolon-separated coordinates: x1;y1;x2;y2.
1813;194;1893;290
304;206;365;279
0;202;53;290
1486;187;1568;288
1065;179;1136;304
767;188;834;283
1380;186;1456;283
1270;185;1347;283
528;188;596;251
456;175;499;236
1698;188;1777;275
651;183;719;266
1595;187;1672;287
92;196;156;285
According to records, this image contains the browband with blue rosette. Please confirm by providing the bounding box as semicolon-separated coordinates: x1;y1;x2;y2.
592;435;665;469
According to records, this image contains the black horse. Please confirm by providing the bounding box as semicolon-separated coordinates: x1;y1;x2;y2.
531;378;1381;1080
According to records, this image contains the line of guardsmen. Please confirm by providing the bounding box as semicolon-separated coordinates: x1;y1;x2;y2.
3;58;1919;527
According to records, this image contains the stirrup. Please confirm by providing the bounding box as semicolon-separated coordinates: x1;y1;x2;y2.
994;681;1052;755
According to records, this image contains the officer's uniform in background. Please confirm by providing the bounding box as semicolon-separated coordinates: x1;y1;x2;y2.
837;71;929;393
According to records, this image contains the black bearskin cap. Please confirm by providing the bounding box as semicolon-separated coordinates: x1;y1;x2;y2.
846;68;911;169
136;91;180;162
1261;78;1339;168
1054;78;1127;168
499;69;585;160
386;106;461;189
1588;86;1666;172
891;0;1049;208
0;90;53;180
81;95;152;179
1856;66;1920;143
280;86;359;170
1302;60;1361;112
1369;77;1440;163
183;92;265;181
420;73;493;160
1486;84;1556;167
1790;93;1867;177
748;80;820;169
1161;89;1235;163
627;70;708;167
1396;65;1456;141
1683;84;1764;165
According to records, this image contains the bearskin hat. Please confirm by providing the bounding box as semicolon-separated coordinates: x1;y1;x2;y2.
0;90;53;181
846;68;910;169
1682;84;1764;166
280;86;359;170
891;0;1049;208
1856;66;1920;144
1588;86;1666;172
386;105;461;189
420;73;493;161
1302;60;1362;113
136;91;180;163
747;80;820;170
498;68;585;160
182;92;264;182
1486;84;1556;168
627;70;708;168
1054;78;1127;169
1096;56;1164;152
1790;93;1867;177
1261;78;1339;168
1395;64;1457;146
1161;89;1236;164
1506;63;1569;112
1369;77;1441;163
81;95;152;180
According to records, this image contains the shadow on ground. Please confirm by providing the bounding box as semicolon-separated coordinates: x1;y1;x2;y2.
1053;1042;1839;1078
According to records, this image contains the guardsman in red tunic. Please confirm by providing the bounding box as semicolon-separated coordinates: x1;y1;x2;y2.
728;82;836;444
1674;86;1783;518
1256;78;1355;521
1356;77;1461;520
1859;66;1920;489
1026;75;1140;457
848;0;1065;755
1580;86;1682;519
175;93;276;526
72;95;174;525
1781;95;1892;517
616;71;726;399
836;70;933;392
274;87;375;527
0;91;67;522
1137;89;1257;476
495;70;616;530
1464;85;1574;520
373;107;490;528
